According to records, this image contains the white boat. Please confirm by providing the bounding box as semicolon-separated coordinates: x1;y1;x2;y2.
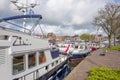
57;43;74;54
0;0;70;80
70;43;91;61
87;42;100;49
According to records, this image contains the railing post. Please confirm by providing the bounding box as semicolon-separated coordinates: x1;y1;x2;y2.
25;54;28;70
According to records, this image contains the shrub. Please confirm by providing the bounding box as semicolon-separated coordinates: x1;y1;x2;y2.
105;45;120;51
87;66;120;80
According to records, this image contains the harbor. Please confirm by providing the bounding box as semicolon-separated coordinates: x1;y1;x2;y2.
0;0;120;80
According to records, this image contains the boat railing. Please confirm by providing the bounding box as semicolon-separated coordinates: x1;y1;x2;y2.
0;14;47;38
0;24;47;39
0;25;31;34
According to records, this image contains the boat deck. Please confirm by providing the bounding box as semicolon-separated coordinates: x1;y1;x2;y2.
72;49;90;54
65;49;120;80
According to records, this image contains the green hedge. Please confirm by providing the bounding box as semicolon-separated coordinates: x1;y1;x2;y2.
105;45;120;51
87;66;120;80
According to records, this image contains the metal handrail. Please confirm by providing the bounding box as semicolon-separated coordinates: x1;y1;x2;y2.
0;14;42;35
0;25;30;35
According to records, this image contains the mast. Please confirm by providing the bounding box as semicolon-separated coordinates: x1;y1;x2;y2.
10;0;45;37
11;0;38;32
23;0;28;32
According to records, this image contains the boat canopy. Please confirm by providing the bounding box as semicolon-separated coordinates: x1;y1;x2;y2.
0;14;42;22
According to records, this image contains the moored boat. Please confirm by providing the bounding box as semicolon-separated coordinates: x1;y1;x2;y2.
57;43;74;54
87;42;100;51
70;43;91;61
0;0;70;80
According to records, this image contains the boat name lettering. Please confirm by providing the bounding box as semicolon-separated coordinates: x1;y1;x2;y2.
13;36;31;46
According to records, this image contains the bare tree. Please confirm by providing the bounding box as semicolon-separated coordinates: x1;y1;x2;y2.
111;4;120;46
115;15;120;45
93;3;120;47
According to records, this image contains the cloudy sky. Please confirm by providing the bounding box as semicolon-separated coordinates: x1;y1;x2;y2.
0;0;119;36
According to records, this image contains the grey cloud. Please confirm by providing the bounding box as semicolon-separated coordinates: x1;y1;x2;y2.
0;0;115;36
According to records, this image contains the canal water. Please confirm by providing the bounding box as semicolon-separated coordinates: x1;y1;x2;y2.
52;65;71;80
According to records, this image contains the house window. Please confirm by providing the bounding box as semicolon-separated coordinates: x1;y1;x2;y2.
39;51;46;64
13;55;25;75
28;53;36;68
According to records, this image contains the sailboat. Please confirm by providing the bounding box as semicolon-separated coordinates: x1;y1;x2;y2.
0;0;70;80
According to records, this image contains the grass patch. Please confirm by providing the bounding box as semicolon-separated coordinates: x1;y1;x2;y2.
105;45;120;51
87;66;120;80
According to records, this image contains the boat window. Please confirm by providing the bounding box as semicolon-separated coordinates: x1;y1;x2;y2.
39;51;46;64
13;55;25;75
61;45;66;48
79;46;83;49
75;46;78;48
0;35;9;40
51;49;59;59
28;53;36;68
71;45;74;47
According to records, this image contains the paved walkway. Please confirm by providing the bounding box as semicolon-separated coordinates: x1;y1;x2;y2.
65;49;120;80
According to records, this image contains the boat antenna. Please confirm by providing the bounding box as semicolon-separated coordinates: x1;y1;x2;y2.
11;0;40;32
11;0;39;13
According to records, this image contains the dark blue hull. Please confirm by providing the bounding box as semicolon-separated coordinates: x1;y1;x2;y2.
72;54;87;58
70;51;91;61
